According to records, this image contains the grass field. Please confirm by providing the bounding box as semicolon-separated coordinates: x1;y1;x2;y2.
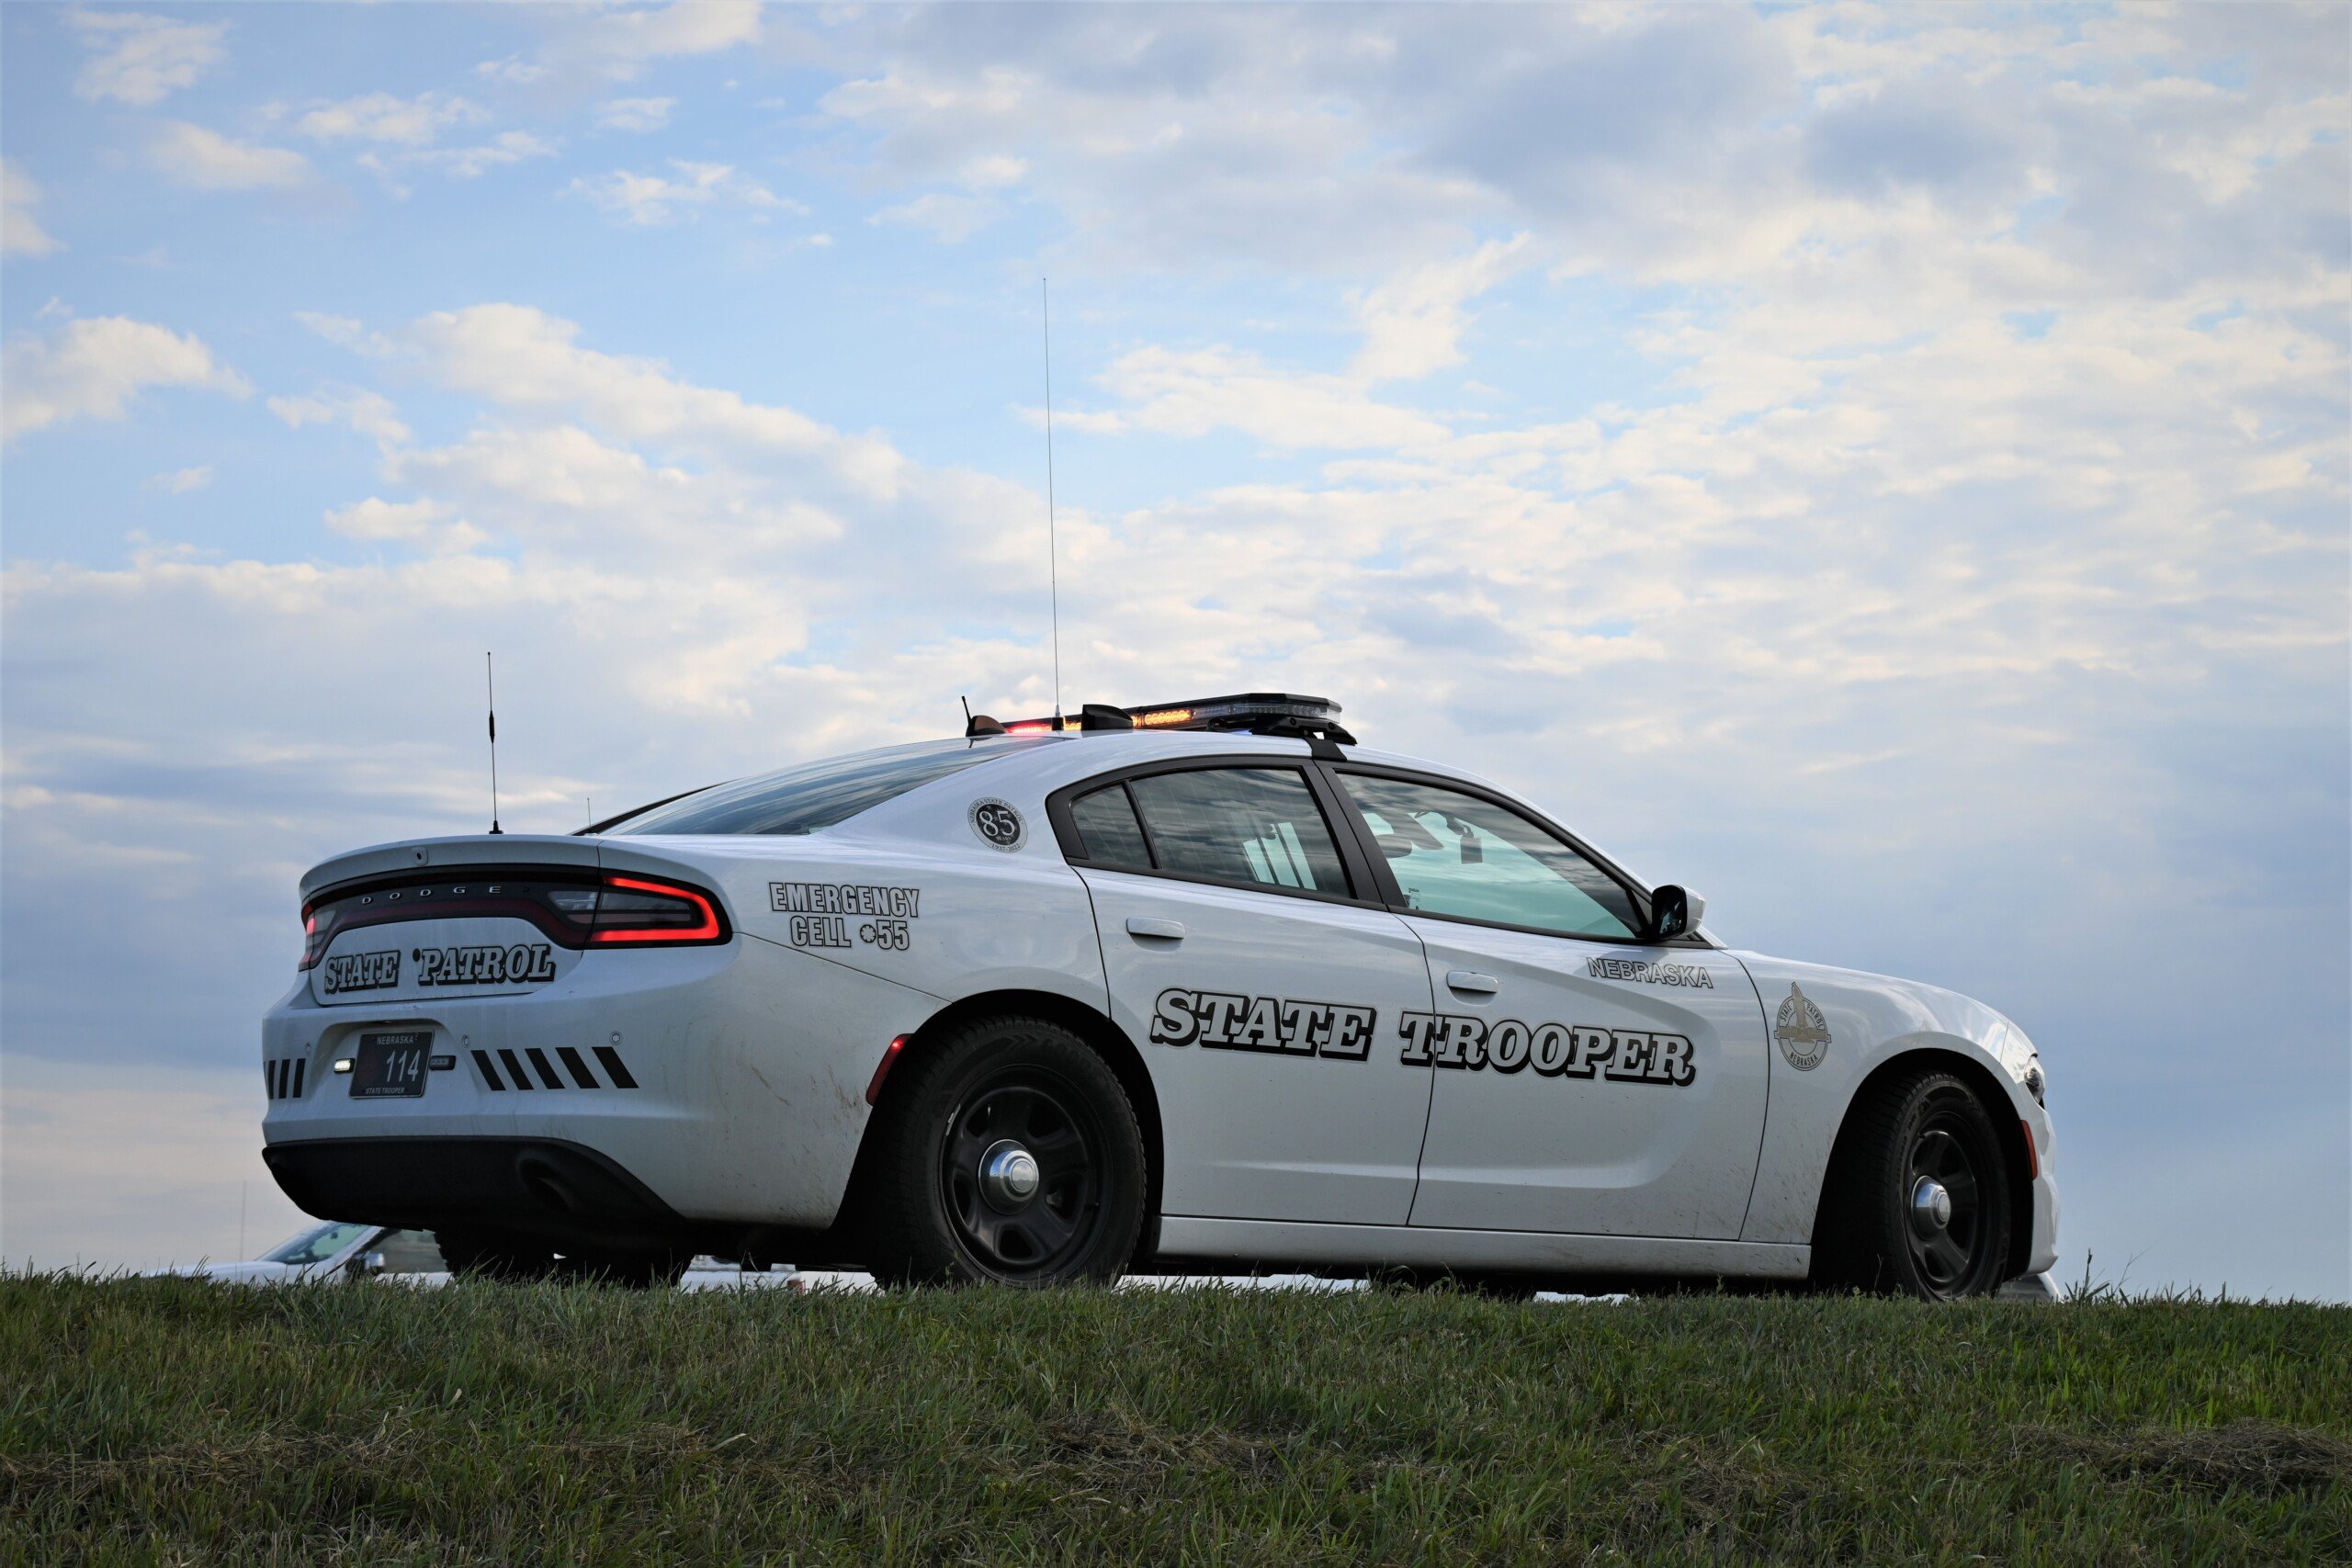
3;1276;2346;1564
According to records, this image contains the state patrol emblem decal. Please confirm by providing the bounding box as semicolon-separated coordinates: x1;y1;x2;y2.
968;797;1025;852
1774;983;1831;1071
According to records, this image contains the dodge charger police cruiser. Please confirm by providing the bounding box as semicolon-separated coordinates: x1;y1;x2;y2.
261;694;2057;1297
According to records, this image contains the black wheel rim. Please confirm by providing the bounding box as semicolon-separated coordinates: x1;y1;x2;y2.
939;1070;1105;1279
1904;1112;1988;1294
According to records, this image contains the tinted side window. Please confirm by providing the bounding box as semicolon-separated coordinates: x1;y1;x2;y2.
1070;784;1152;869
1339;773;1640;939
1125;768;1351;896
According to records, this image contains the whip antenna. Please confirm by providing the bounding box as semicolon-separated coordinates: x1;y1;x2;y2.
485;651;503;835
1042;276;1061;721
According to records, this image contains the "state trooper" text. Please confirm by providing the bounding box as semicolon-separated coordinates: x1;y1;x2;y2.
1398;1011;1697;1086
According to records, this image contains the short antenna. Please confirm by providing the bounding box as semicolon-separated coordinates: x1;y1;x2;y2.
485;651;503;835
1041;276;1062;721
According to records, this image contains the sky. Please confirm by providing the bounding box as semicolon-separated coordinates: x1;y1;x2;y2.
1;2;2345;1297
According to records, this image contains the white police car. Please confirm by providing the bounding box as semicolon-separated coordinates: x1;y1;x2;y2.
262;694;2056;1298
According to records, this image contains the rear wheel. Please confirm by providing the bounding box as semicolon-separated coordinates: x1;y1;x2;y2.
1814;1068;2014;1300
860;1016;1146;1287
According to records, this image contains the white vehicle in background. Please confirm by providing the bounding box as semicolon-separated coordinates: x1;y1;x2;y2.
151;1220;797;1290
261;694;2057;1299
153;1220;449;1285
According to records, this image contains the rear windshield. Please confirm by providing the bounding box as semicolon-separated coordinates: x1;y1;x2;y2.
607;738;1044;837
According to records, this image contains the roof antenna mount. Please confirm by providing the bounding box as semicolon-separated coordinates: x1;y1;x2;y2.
962;693;1006;739
485;650;503;835
1042;276;1062;724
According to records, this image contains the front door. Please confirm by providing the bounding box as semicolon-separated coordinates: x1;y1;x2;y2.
1331;769;1770;1238
1060;761;1438;1225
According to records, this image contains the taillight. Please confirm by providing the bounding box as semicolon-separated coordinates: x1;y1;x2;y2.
299;906;334;970
585;874;724;944
298;868;729;968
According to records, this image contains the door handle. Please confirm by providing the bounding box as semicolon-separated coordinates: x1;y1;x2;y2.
1125;917;1186;942
1445;969;1500;995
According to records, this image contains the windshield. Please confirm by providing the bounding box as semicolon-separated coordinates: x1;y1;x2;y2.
263;1221;372;1266
608;738;1047;837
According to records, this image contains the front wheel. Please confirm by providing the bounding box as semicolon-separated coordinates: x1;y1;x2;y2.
1814;1069;2015;1300
859;1016;1147;1287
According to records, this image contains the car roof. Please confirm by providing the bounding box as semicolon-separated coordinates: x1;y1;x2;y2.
915;727;1500;798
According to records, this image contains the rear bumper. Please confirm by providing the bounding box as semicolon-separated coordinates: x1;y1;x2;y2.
263;1136;685;1249
260;936;935;1235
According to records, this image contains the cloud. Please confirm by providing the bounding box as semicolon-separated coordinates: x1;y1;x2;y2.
545;0;762;84
361;130;558;190
869;190;1000;243
267;386;410;446
323;496;486;554
2;159;61;257
292;312;393;355
472;53;548;86
295;91;487;146
146;122;310;191
597;96;675;133
3;315;250;440
396;304;901;494
1351;234;1533;381
144;464;214;494
1059;345;1453;449
66;6;227;106
566;159;800;225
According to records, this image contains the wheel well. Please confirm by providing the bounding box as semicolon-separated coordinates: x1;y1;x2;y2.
1815;1047;2037;1280
871;988;1166;1265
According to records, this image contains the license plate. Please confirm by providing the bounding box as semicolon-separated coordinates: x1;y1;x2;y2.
351;1031;433;1099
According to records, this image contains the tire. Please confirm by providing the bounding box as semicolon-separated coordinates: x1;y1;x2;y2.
1813;1068;2014;1300
435;1229;561;1282
859;1015;1147;1288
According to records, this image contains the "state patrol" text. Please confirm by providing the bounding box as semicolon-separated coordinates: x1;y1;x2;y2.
413;943;559;987
322;950;400;994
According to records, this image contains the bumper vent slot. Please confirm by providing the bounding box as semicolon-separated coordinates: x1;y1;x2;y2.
472;1045;639;1091
265;1058;308;1100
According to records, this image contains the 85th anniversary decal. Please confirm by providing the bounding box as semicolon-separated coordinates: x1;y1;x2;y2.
1148;988;1696;1087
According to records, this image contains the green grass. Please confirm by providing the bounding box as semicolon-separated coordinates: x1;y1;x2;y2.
2;1277;2346;1564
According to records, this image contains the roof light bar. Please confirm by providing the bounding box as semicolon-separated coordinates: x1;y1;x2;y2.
973;693;1354;744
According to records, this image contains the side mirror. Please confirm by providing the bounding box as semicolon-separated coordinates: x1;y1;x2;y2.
348;1250;386;1278
1647;885;1706;942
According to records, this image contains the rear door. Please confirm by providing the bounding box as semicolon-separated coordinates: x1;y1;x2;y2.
1329;768;1770;1238
1053;761;1437;1225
